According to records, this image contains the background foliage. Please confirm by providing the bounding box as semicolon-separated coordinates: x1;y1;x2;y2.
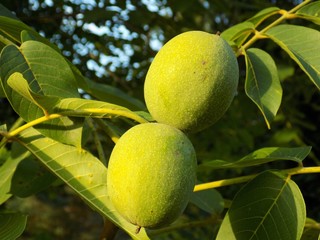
0;0;320;239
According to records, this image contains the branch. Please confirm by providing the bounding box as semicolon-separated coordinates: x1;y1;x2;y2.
194;166;320;192
237;0;312;56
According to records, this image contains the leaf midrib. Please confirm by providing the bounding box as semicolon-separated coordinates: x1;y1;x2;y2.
248;175;291;240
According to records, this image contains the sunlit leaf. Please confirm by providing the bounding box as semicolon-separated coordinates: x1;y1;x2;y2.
200;146;311;169
0;41;83;146
296;1;320;25
190;188;224;215
7;72;60;112
247;7;280;26
221;22;254;46
53;98;149;124
244;48;282;129
265;24;320;90
216;171;306;240
19;29;61;52
16;127;150;240
6;73;147;146
0;212;27;240
221;7;280;47
221;7;279;47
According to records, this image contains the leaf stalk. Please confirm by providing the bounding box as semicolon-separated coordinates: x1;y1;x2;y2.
237;0;312;56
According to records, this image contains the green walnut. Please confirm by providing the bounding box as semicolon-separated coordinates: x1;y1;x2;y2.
107;123;197;229
144;31;239;132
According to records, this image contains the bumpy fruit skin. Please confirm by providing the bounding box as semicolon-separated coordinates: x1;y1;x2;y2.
107;123;197;229
144;31;239;132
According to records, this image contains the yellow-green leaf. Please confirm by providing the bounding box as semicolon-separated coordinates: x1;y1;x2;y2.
265;24;320;90
16;127;150;240
296;1;320;25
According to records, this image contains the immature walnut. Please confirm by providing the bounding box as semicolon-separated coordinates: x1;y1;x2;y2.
107;123;197;229
144;31;239;132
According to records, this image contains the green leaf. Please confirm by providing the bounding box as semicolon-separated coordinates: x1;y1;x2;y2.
0;16;38;44
0;41;83;146
78;74;146;111
7;72;60;112
0;14;129;108
20;30;36;42
216;171;306;240
189;188;224;215
244;48;283;129
265;24;320;90
134;111;154;122
0;146;10;168
247;7;280;26
0;14;57;51
200;146;311;169
301;218;320;240
296;1;320;25
20;30;61;52
0;212;27;240
52;98;148;124
21;41;77;97
16;127;150;240
87;81;146;111
7;142;56;198
221;22;255;46
10;157;57;198
0;149;29;204
221;7;280;47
